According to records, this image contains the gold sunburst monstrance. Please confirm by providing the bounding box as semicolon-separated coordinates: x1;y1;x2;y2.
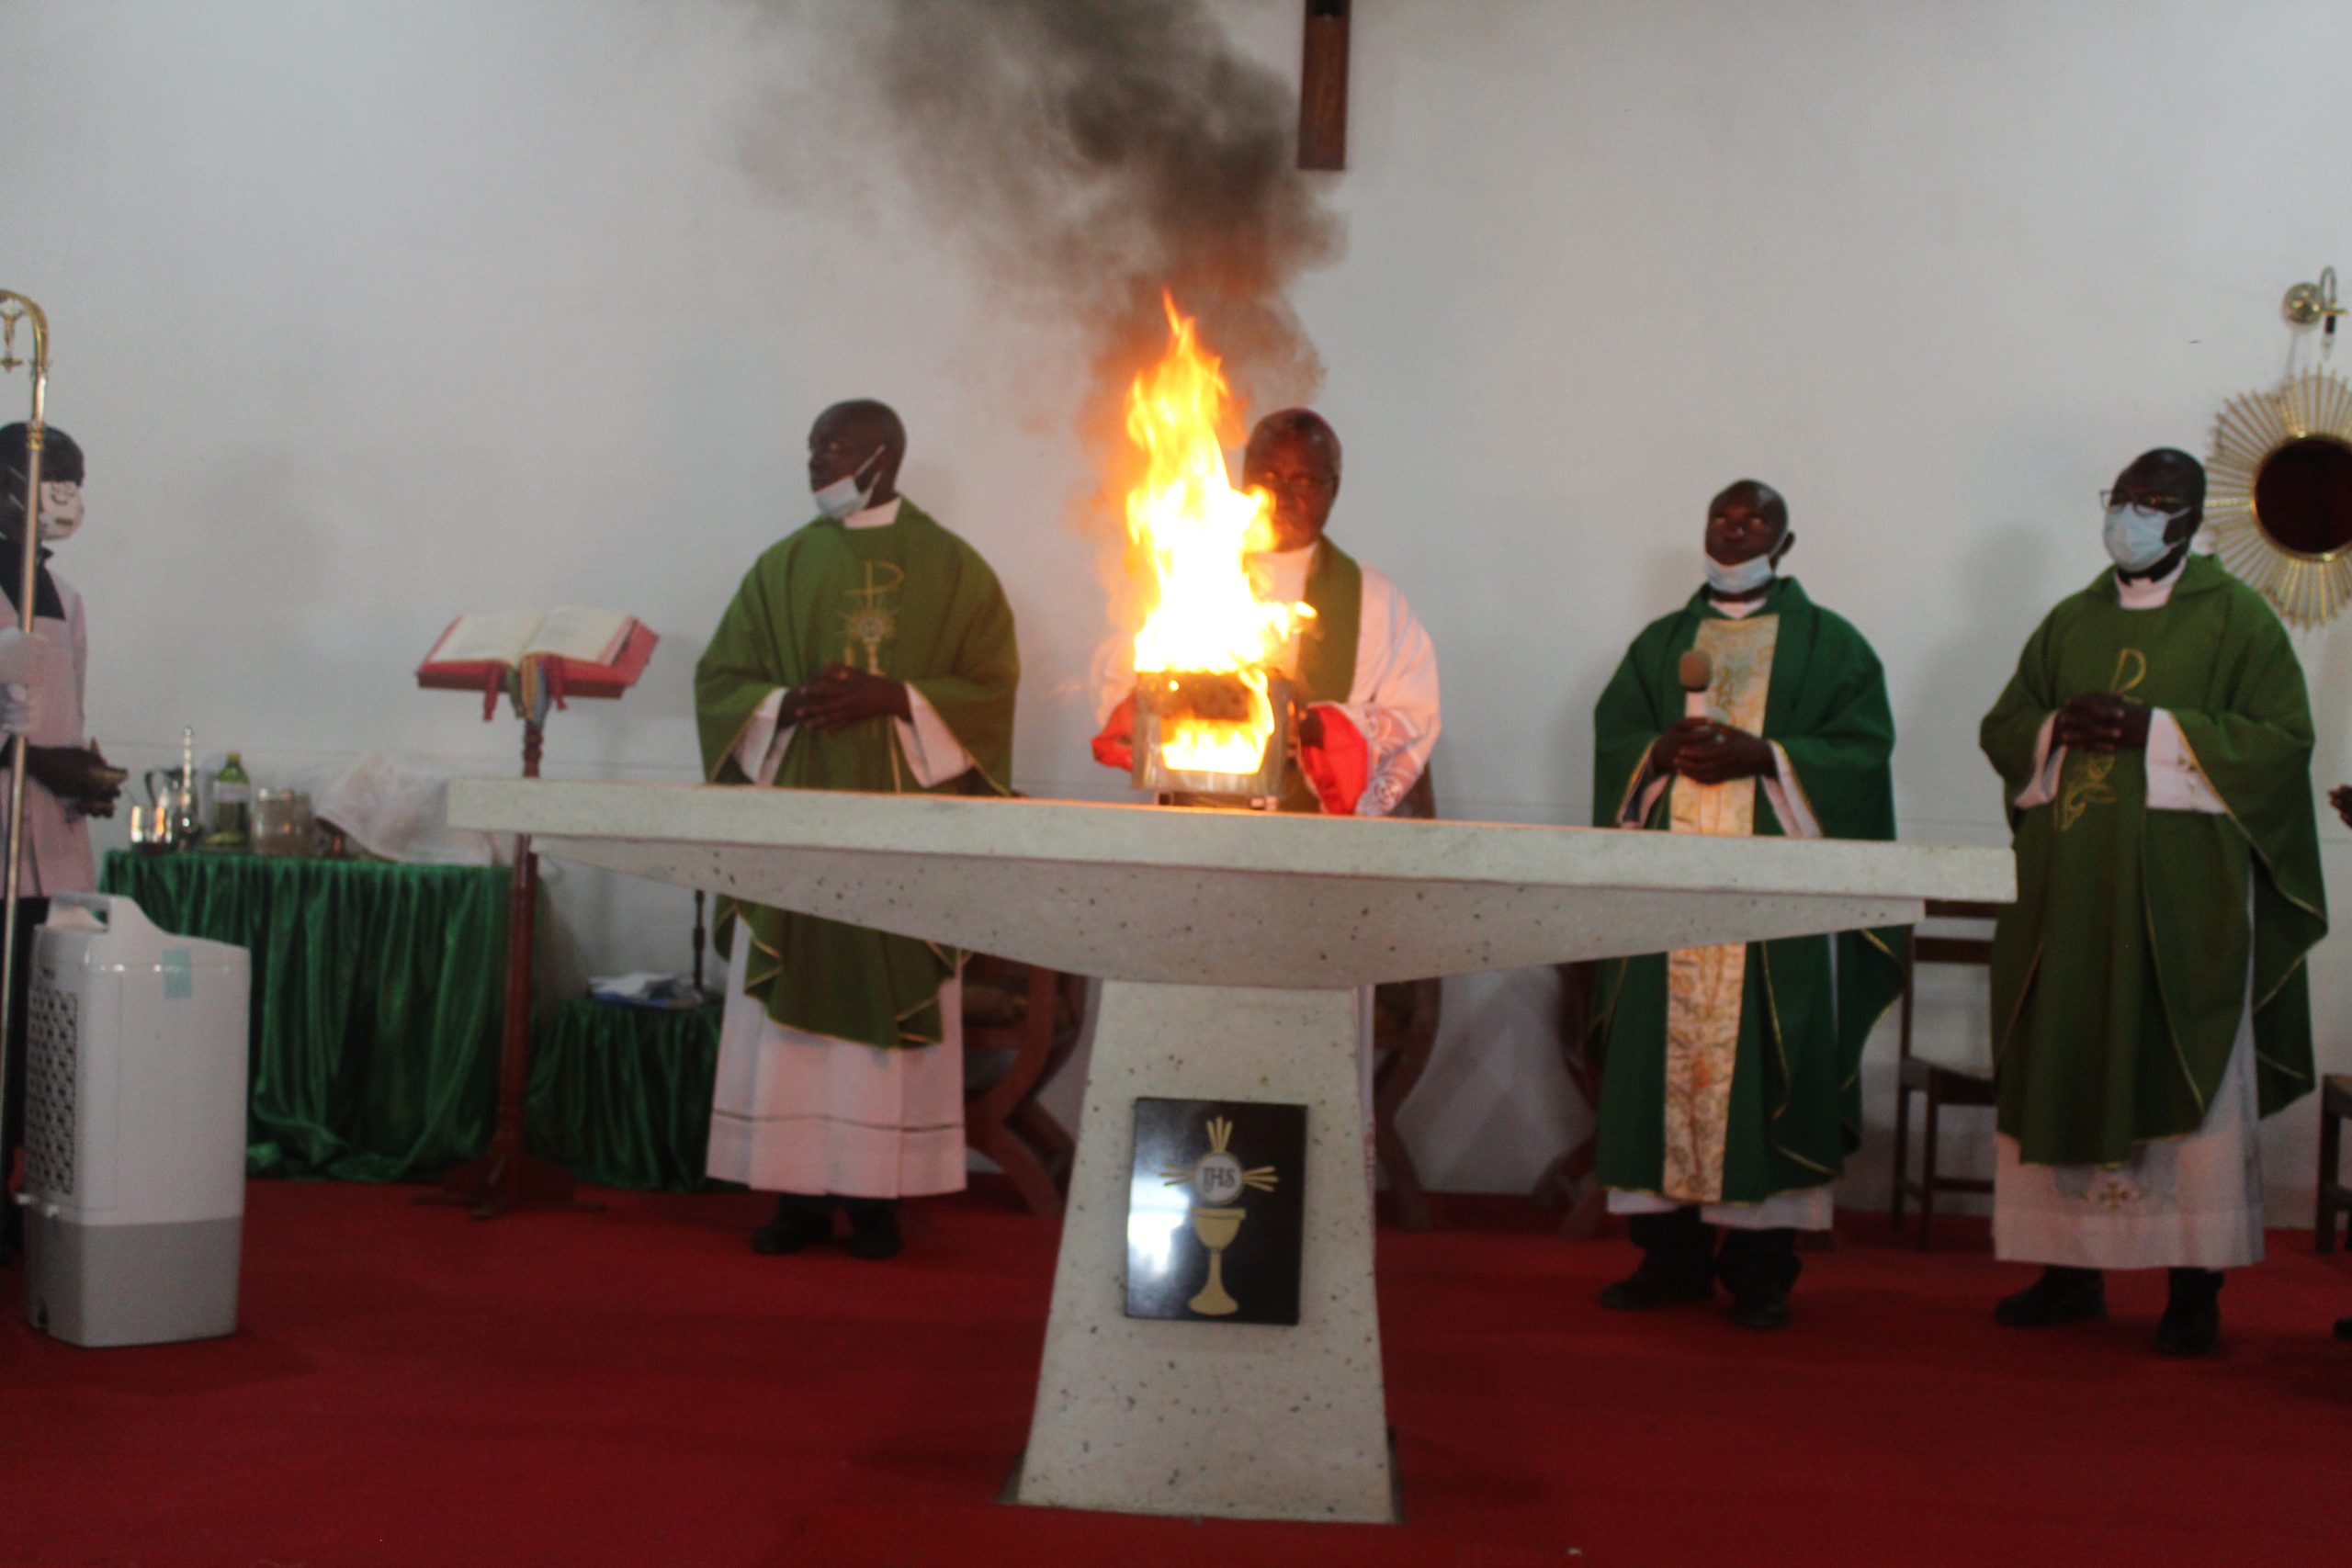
2206;366;2352;627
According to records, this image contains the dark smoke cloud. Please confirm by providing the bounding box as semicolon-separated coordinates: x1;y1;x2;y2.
758;0;1344;434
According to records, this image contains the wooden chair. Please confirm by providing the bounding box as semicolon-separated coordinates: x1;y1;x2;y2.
1532;959;1609;1238
1371;764;1443;1231
1889;898;2005;1248
2317;1074;2352;1253
962;953;1088;1217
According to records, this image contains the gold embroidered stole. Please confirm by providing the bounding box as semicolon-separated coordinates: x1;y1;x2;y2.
1660;615;1780;1202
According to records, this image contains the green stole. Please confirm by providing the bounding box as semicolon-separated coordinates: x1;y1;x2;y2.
1278;538;1363;815
1979;554;2324;1166
1588;578;1905;1201
694;501;1020;1048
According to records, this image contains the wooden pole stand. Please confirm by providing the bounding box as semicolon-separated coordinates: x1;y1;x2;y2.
423;716;598;1220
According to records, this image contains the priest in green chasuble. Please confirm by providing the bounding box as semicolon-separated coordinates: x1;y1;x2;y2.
1589;480;1901;1330
1980;447;2324;1356
695;400;1019;1261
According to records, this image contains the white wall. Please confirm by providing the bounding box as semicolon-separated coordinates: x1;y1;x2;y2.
5;0;2350;1213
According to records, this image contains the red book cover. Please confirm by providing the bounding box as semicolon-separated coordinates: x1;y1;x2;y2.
418;611;658;713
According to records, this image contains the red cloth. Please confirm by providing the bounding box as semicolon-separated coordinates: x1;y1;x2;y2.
1091;693;1136;771
1298;703;1368;815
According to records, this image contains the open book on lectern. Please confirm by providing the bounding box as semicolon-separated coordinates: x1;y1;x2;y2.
417;605;659;712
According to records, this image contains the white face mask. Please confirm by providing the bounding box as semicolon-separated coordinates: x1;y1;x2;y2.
36;479;83;543
1702;550;1776;597
812;446;885;521
2102;502;2184;573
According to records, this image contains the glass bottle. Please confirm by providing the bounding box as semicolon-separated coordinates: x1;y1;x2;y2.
173;726;203;848
211;751;251;847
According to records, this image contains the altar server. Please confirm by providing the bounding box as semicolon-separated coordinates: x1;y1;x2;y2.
0;423;119;1266
695;400;1019;1260
1092;408;1441;817
1982;447;2324;1355
1589;479;1901;1330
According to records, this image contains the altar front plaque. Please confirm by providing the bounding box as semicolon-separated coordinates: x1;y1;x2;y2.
1127;1098;1306;1326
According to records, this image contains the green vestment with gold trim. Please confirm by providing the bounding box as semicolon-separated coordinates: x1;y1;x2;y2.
695;502;1019;1049
1979;553;2324;1168
1589;578;1904;1204
1277;537;1363;814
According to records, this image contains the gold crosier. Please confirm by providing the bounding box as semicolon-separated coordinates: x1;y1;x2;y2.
2056;649;2148;832
0;291;51;1149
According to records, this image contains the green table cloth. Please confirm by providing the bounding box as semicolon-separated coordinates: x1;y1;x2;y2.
526;997;724;1191
100;852;509;1180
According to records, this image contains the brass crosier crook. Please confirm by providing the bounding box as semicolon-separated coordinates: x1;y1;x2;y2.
0;290;51;1160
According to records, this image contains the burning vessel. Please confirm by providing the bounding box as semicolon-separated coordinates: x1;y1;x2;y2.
1118;297;1308;803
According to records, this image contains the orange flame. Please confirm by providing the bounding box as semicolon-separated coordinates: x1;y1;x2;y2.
1124;295;1302;773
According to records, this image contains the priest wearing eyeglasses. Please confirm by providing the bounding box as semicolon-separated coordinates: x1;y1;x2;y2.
1980;447;2325;1356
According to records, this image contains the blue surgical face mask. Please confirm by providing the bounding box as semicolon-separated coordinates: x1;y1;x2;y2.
1703;550;1777;597
813;445;885;521
2103;502;2185;572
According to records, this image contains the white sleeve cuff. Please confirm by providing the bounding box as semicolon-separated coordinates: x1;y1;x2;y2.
1759;742;1824;840
2143;709;2227;815
1623;763;1670;828
734;688;795;786
2013;714;2064;810
897;686;978;789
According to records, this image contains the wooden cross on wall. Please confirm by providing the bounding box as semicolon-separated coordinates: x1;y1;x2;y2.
1298;0;1351;170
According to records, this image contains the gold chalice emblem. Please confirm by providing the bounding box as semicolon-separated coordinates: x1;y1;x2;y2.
1162;1115;1279;1318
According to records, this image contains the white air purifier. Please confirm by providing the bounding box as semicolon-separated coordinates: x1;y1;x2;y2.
19;892;250;1347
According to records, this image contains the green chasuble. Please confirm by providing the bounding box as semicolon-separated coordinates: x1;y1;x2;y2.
1589;577;1904;1203
695;501;1019;1049
1277;538;1364;815
1979;553;2324;1168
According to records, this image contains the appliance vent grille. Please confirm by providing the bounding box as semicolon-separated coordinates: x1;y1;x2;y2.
23;978;78;1198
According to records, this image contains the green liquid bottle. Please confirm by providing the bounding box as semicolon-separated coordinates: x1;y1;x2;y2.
212;752;251;847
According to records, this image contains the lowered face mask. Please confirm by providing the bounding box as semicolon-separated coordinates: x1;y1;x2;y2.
2102;502;2184;572
1702;549;1776;597
36;480;83;543
812;446;884;522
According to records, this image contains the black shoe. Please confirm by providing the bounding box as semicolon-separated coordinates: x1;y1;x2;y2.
1714;1227;1800;1330
1727;1280;1792;1331
2335;1317;2352;1342
842;1198;902;1261
751;1193;834;1255
2154;1269;2222;1358
1995;1266;2106;1326
1598;1267;1713;1311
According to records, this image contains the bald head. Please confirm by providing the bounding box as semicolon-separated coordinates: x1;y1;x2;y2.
1242;408;1343;551
2110;447;2204;525
808;399;906;509
1704;479;1792;572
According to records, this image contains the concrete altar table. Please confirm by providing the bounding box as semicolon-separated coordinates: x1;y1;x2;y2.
448;781;2013;1525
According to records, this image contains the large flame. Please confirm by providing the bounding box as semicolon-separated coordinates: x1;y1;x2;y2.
1124;295;1302;773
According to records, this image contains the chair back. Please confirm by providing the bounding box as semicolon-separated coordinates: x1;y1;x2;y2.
1898;898;2004;1063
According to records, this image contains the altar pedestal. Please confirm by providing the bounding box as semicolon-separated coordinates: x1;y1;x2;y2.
448;782;2013;1525
1018;980;1388;1521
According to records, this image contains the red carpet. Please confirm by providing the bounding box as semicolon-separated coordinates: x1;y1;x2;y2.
5;1181;2348;1566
